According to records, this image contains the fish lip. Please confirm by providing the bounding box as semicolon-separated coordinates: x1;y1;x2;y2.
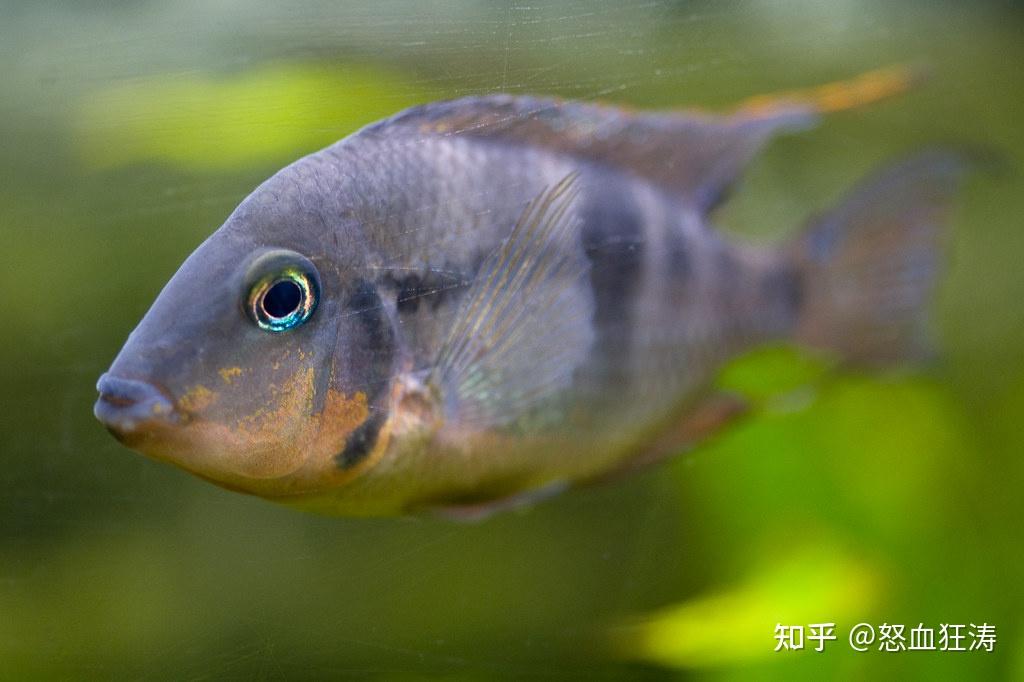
94;373;184;435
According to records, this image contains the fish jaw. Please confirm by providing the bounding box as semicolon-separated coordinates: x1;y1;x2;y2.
95;362;387;498
95;373;184;440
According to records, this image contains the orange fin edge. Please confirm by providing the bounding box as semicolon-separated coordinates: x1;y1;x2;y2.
734;63;927;117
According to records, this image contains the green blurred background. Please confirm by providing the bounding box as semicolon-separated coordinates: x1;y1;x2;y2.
2;1;1022;679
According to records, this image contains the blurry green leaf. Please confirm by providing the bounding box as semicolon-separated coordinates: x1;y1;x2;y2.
76;63;436;171
716;345;831;402
614;544;882;668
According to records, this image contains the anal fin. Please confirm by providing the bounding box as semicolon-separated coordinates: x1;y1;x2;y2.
422;480;570;522
591;392;749;484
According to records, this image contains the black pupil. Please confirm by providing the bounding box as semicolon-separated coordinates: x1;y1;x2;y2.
263;279;303;319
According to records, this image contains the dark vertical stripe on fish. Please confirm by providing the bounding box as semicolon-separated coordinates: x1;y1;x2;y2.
348;278;391;352
335;278;394;469
761;264;804;336
717;247;741;305
665;214;692;281
580;182;645;371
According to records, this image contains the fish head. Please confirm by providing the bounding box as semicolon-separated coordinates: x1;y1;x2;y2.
95;169;394;497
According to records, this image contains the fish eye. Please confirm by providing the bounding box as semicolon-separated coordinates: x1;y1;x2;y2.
244;251;320;332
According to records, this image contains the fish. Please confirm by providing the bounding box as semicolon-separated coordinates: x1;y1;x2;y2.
94;66;968;518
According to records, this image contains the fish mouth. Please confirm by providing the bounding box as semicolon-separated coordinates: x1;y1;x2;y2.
94;373;184;440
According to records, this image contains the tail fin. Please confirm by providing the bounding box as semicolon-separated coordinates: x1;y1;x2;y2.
787;150;969;366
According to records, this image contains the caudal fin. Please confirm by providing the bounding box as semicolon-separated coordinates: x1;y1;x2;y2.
787;151;968;366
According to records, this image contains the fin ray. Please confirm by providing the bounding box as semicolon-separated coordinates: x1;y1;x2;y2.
787;149;969;365
432;173;595;429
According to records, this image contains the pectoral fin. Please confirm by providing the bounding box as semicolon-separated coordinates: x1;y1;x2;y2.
430;173;595;431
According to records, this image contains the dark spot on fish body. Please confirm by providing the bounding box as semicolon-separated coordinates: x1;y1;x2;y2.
336;410;387;469
395;275;424;314
385;270;468;316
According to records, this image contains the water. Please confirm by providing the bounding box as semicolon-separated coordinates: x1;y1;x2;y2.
2;1;1022;679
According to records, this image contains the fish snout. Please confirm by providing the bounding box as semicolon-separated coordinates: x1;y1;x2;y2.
94;373;183;436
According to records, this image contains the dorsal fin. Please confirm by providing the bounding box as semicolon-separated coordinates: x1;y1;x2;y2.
375;65;919;212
